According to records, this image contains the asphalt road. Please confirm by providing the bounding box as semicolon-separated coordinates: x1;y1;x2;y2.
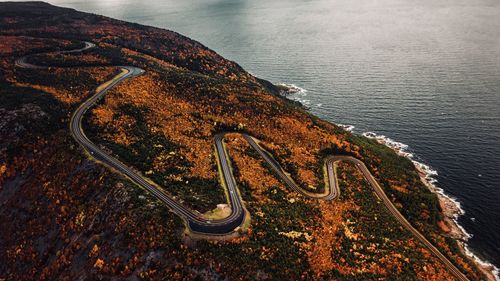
16;40;469;280
333;156;469;281
15;41;338;235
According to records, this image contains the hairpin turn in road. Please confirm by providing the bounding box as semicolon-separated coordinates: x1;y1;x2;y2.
16;40;468;281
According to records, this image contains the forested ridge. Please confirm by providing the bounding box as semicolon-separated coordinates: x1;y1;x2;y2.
0;2;485;280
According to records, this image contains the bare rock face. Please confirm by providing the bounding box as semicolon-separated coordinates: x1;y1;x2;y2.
0;103;47;146
0;103;46;129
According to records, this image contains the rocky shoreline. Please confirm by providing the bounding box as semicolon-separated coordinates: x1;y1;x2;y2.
277;80;500;279
366;132;499;281
415;164;499;281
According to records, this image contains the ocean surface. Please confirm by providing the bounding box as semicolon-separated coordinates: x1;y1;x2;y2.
27;0;500;273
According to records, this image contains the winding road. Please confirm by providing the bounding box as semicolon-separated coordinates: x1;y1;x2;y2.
16;40;469;281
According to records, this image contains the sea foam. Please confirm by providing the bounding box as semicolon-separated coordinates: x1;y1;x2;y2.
278;82;498;278
362;131;499;280
277;83;312;106
337;124;355;132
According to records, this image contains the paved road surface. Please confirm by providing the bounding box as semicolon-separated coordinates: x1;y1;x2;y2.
334;156;469;281
16;40;468;281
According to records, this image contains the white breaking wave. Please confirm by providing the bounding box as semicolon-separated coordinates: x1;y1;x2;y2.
362;131;499;280
277;83;307;96
277;81;498;278
337;124;355;132
362;131;463;214
277;83;313;107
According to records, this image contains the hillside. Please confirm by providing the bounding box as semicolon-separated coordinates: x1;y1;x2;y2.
0;2;486;280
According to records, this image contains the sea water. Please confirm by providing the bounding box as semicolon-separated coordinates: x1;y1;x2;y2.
26;0;500;275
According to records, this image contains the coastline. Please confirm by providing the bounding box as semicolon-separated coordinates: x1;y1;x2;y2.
361;131;499;281
279;83;499;279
